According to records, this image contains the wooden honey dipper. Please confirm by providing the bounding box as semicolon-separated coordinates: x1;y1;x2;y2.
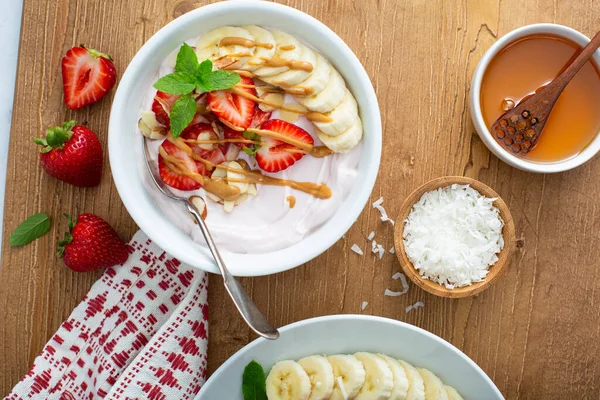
491;30;600;155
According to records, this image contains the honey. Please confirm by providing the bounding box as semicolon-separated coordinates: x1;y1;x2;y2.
481;34;600;162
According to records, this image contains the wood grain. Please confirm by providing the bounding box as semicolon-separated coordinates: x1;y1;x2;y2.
393;176;516;298
2;0;600;398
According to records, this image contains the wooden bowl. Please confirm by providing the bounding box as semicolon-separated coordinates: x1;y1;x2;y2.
393;176;515;298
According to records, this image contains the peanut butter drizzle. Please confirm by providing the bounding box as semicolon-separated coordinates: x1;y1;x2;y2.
229;87;330;121
311;146;334;158
246;128;314;152
264;57;313;72
231;69;254;78
286;196;296;208
279;44;296;51
218;37;274;49
162;135;332;199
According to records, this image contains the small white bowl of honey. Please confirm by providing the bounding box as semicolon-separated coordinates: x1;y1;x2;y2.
470;24;600;173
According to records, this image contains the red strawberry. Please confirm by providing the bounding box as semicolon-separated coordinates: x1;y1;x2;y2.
180;123;226;172
223;125;245;149
34;121;103;187
251;107;272;128
58;214;128;272
62;46;117;110
207;76;256;129
255;119;314;173
152;91;180;128
158;139;205;191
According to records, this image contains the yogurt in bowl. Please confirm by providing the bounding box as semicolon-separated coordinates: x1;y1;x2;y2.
109;1;381;276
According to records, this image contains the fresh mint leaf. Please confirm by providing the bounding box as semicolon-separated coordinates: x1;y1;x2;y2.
10;212;51;247
153;72;197;95
242;131;260;141
175;43;199;76
169;94;197;138
198;59;213;78
206;69;241;91
242;361;267;400
242;146;258;156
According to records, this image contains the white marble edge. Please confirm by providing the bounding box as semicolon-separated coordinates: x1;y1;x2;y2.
0;0;24;260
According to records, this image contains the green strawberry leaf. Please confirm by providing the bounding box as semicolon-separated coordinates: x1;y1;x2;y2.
153;72;197;95
169;94;197;138
175;43;199;76
9;212;51;247
242;361;267;400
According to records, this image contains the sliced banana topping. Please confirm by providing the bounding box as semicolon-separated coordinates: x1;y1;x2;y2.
312;89;359;137
254;30;303;77
298;355;335;400
378;354;409;400
444;385;464;400
398;360;425;400
294;67;346;113
327;354;366;400
240;25;277;71
261;44;317;87
418;368;449;400
266;360;312;400
195;26;254;69
316;118;363;154
292;53;331;97
354;352;394;400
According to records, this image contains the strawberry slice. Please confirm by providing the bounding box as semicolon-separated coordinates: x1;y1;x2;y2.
62;46;117;110
255;119;314;173
180;123;226;174
207;76;256;130
251;107;272;128
158;140;204;191
152;91;180;128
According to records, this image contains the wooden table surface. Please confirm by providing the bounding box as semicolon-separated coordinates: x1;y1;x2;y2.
2;0;600;398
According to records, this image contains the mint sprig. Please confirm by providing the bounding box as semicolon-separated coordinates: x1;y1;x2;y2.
241;131;260;155
153;43;241;137
10;212;51;247
242;360;267;400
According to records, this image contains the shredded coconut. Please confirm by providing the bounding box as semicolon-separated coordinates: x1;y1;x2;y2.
371;240;378;253
367;231;375;240
402;184;504;289
405;301;425;313
361;301;368;310
351;244;364;255
389;247;395;254
385;273;409;296
372;196;395;225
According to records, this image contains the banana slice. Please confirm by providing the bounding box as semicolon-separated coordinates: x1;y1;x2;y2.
312;89;359;137
292;53;331;97
378;354;409;400
297;355;335;400
266;360;312;400
398;360;425;400
316;118;363;153
254;30;303;77
327;354;366;400
240;25;276;71
444;385;464;400
294;68;346;113
195;26;254;70
261;44;317;87
354;352;394;400
418;369;449;400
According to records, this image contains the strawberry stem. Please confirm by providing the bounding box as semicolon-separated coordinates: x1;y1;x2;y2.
82;45;113;61
34;121;76;153
56;213;77;258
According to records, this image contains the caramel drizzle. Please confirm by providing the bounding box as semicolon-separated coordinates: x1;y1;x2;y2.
264;57;313;73
279;44;296;51
218;37;274;49
229;71;314;96
246;128;313;152
162;135;332;199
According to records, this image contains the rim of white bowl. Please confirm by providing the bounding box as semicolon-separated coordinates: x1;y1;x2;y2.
470;23;600;173
200;314;504;398
108;1;382;276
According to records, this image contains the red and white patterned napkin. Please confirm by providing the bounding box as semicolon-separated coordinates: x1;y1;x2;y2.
6;230;209;400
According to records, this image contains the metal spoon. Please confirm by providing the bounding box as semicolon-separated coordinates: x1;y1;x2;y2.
142;138;279;340
491;30;600;155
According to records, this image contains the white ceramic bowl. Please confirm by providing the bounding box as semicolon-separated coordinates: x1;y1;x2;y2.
196;315;504;399
470;23;600;173
109;1;381;276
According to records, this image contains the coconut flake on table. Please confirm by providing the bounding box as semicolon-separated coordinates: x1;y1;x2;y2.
402;184;504;289
351;244;364;255
385;272;409;296
371;240;384;259
372;196;395;225
389;247;395;254
361;301;368;310
367;231;375;240
405;301;425;313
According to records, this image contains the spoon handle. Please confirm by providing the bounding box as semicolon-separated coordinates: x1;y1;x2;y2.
551;30;600;91
185;200;280;340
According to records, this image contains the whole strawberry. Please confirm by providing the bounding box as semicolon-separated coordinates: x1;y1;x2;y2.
34;121;103;187
57;214;128;272
62;46;117;110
